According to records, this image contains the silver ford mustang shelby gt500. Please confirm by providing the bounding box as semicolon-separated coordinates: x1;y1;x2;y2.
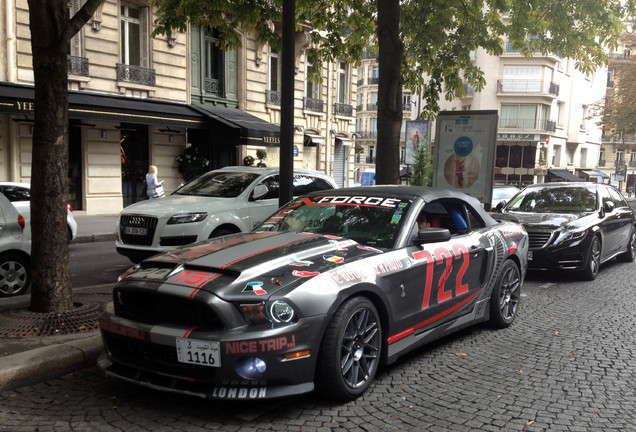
98;186;528;401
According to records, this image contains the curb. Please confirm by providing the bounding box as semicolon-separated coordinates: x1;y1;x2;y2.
72;233;117;244
0;334;103;391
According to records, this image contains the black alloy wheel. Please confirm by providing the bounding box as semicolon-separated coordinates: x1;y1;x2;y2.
490;259;521;328
316;297;382;401
618;226;636;263
583;236;601;281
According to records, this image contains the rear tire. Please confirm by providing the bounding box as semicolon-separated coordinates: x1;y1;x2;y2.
315;297;382;401
582;236;601;281
0;253;31;297
618;226;636;263
489;260;521;329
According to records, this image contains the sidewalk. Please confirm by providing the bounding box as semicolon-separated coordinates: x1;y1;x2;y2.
0;212;119;391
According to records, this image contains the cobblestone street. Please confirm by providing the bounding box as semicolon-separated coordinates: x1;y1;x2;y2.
2;259;635;431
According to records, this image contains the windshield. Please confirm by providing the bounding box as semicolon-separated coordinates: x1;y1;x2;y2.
256;195;412;249
175;171;260;198
493;186;519;200
505;186;597;213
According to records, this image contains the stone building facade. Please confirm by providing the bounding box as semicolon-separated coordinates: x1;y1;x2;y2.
0;0;356;214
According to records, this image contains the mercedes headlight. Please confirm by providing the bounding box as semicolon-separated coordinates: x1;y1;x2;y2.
554;228;587;245
167;212;208;224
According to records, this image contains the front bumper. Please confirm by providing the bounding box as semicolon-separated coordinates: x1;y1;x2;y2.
528;238;592;271
98;306;327;400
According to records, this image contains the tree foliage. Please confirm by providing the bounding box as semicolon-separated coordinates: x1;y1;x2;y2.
592;33;636;139
409;144;433;187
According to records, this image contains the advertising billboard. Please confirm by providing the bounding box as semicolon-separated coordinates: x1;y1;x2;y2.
405;120;430;165
433;111;498;206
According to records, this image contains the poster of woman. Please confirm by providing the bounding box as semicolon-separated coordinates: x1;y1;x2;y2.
405;121;430;165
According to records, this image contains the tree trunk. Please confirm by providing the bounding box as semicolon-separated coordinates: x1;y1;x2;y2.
27;0;73;312
375;0;403;185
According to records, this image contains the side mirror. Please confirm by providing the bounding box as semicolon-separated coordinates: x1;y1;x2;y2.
413;227;452;245
603;200;615;214
495;201;506;212
251;184;269;200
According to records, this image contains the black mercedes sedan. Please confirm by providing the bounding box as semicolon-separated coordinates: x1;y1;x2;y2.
495;182;636;280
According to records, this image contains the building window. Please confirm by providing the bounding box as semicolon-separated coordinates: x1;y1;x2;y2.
617;149;625;162
306;62;321;100
402;92;411;108
552;145;561;166
369;118;377;138
337;61;349;104
370;65;379;84
120;3;148;67
268;48;280;92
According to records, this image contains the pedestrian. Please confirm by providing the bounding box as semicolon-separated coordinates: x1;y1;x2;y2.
146;165;165;199
628;186;633;198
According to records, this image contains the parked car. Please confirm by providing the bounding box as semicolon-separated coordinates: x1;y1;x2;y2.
491;185;520;209
494;182;636;280
0;193;31;297
116;167;338;263
0;182;78;242
99;186;528;401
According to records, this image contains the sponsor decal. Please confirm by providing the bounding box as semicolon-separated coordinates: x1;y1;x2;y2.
323;234;342;240
211;386;267;399
305;195;403;208
270;277;282;286
329;240;348;251
289;257;313;267
292;270;320;277
244;281;267;295
390;213;402;224
99;319;148;341
500;227;526;238
323;255;344;264
225;335;297;354
508;242;518;256
357;245;383;254
330;259;405;284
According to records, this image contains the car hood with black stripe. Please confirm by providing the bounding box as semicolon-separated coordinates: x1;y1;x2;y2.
119;231;382;301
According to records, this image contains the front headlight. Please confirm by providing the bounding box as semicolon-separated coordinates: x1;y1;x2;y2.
554;228;587;245
167;212;208;224
268;300;295;323
239;300;297;325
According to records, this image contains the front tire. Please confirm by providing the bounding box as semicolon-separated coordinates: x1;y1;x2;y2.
489;259;521;329
0;253;31;297
582;236;601;281
618;226;636;263
316;297;382;401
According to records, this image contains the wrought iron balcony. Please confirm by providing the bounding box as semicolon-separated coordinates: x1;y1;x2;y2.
615;160;626;167
116;64;156;86
497;79;559;96
67;55;88;76
598;159;606;167
366;156;376;163
630;161;636;167
303;97;324;113
367;103;378;111
266;90;281;106
334;103;353;117
204;78;223;96
368;77;379;85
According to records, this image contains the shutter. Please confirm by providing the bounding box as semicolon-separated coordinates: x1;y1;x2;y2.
70;0;81;56
334;141;346;187
140;7;149;68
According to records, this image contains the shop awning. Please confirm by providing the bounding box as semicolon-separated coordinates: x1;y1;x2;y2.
548;169;584;182
192;104;280;146
0;82;207;129
582;170;601;177
304;132;325;145
593;169;610;179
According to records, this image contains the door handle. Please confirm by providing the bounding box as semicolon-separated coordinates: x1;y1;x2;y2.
469;245;485;255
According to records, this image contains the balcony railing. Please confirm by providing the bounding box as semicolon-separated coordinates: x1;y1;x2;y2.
266;90;281;106
303;97;324;113
367;103;378;111
615;161;626;167
204;78;223;96
366;156;376;163
116;64;156;86
630;161;636;167
354;131;378;139
362;49;378;60
497;79;559;96
598;159;606;167
369;77;379;85
334;103;353;117
357;78;364;85
499;118;557;132
67;55;88;76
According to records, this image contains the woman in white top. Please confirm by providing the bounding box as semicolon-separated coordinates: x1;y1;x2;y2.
145;165;164;199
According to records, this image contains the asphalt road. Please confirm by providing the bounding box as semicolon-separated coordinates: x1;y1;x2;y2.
70;241;131;288
2;256;635;431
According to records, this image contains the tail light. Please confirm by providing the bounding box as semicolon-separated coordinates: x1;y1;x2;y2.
67;203;73;212
18;215;25;230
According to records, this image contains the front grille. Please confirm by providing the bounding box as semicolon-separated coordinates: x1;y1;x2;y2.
160;235;198;247
113;288;224;330
120;215;158;246
528;230;554;249
103;333;218;381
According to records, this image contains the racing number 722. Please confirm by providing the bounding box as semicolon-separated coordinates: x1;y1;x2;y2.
412;244;470;309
